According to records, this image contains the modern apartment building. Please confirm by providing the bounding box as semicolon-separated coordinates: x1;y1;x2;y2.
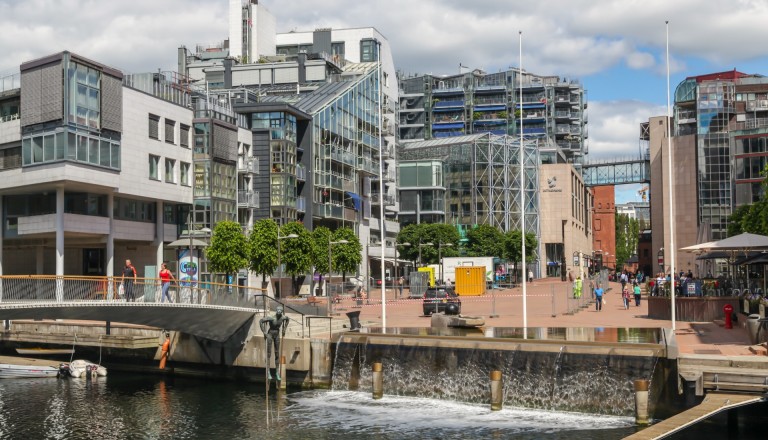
398;69;588;163
0;52;207;280
648;69;768;275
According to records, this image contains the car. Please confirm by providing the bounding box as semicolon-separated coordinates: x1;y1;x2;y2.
422;287;461;316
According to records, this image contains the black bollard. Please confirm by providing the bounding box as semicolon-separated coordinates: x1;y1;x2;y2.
346;311;361;331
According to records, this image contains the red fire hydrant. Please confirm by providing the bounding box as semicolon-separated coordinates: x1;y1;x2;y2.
724;304;734;329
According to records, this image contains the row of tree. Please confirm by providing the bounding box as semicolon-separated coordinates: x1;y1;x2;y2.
396;223;537;266
615;213;640;271
206;220;362;295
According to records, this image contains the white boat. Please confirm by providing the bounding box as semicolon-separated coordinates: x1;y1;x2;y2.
61;360;107;378
0;362;59;379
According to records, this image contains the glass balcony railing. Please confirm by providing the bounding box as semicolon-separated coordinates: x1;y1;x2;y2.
237;190;259;208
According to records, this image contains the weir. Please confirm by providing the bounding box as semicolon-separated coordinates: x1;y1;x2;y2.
330;328;666;417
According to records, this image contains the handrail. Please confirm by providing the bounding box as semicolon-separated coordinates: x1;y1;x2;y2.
305;316;333;339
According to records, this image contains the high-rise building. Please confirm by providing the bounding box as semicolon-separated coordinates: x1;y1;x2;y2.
648;69;768;276
398;69;588;163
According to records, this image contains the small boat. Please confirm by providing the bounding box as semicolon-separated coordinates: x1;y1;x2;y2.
59;360;107;378
0;362;59;379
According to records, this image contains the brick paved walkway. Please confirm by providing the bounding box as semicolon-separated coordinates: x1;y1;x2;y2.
328;277;762;357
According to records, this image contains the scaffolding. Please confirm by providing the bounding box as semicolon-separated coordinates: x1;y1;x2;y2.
399;133;540;234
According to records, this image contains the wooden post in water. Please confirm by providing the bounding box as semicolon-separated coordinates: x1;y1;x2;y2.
372;362;383;399
490;370;503;411
634;379;650;425
279;355;287;390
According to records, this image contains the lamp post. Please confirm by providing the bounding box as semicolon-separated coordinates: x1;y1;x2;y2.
276;233;298;300
328;239;349;316
438;242;453;284
418;241;434;268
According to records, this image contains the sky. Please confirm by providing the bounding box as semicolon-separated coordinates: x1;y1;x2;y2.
3;0;768;203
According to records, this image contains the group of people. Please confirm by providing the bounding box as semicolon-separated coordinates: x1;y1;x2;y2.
589;270;643;312
119;259;177;303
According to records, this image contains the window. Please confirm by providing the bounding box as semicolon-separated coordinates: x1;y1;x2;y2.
165;158;176;183
149;114;160;139
180;124;190;148
165;119;175;144
67;62;100;129
149;155;160;180
360;39;379;62
180;162;191;186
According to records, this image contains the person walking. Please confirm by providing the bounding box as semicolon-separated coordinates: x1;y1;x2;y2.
622;284;631;309
159;262;176;303
122;259;137;302
633;281;642;306
594;284;604;311
399;276;405;298
573;276;582;298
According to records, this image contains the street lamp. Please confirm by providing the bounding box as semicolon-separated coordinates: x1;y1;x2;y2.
438;242;453;284
328;239;349;316
276;233;298;299
418;241;434;268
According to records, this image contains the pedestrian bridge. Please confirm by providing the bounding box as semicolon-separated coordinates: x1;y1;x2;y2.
0;275;279;342
580;156;650;186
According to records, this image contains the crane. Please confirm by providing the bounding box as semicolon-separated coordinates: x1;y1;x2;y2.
637;186;649;202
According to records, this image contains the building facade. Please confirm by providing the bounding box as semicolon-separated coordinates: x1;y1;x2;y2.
0;52;198;279
398;69;588;163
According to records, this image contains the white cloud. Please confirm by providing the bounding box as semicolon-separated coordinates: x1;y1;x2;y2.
626;52;655;70
586;100;666;161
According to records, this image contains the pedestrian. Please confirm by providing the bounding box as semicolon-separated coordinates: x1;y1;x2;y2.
633;281;642;306
159;262;176;303
622;284;630;309
399;276;405;297
573;276;582;298
122;259;137;302
259;306;289;381
620;271;628;292
528;270;533;283
594;284;604;311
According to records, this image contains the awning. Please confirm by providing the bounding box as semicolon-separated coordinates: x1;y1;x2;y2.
345;192;361;211
167;238;209;248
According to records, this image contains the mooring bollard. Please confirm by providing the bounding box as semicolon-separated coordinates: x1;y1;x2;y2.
634;379;650;425
490;370;503;411
372;362;383;399
279;355;287;390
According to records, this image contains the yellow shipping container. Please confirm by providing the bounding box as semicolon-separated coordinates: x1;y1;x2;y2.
455;266;486;296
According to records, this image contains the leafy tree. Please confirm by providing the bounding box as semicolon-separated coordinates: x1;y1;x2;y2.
207;221;247;283
311;226;333;279
615;213;639;270
248;219;279;287
502;230;538;283
465;224;504;258
397;223;459;265
727;204;748;237
332;227;362;283
279;222;313;296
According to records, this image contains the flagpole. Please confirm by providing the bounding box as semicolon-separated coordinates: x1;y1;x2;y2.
519;30;528;331
666;20;676;331
377;46;387;330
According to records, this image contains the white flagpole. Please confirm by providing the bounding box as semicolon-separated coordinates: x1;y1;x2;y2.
378;49;387;329
519;30;528;331
666;20;676;331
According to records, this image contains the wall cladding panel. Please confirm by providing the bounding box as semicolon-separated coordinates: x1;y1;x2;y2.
102;75;123;132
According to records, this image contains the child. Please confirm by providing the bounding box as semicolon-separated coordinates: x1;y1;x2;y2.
622;285;631;310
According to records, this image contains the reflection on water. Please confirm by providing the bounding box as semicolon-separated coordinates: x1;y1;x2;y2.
361;326;663;344
0;373;761;439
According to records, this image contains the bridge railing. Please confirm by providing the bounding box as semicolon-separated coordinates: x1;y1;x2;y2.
0;275;271;308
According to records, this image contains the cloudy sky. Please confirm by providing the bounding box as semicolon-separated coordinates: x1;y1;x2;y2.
3;0;768;202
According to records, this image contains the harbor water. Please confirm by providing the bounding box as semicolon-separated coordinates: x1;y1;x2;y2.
0;373;766;439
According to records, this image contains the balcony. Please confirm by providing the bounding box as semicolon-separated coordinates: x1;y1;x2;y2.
318;204;357;222
297;196;306;212
296;165;307;181
432;99;464;109
237;190;260;208
370;192;396;206
324;146;357;167
237;157;259;174
369;218;401;234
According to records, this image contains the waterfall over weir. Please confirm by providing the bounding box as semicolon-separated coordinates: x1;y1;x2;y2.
331;328;665;417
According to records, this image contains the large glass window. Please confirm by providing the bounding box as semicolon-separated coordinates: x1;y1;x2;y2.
67;62;100;129
21;129;119;170
165;158;176;183
360;39;379;62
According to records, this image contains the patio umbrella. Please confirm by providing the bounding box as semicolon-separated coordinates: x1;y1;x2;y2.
706;232;768;251
679;241;718;252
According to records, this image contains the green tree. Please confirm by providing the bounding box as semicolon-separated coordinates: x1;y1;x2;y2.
465;224;504;258
615;214;639;270
311;226;333;278
248;219;279;288
396;223;459;265
727;204;749;237
207;221;248;284
279;222;313;296
333;227;362;283
502;230;538;283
